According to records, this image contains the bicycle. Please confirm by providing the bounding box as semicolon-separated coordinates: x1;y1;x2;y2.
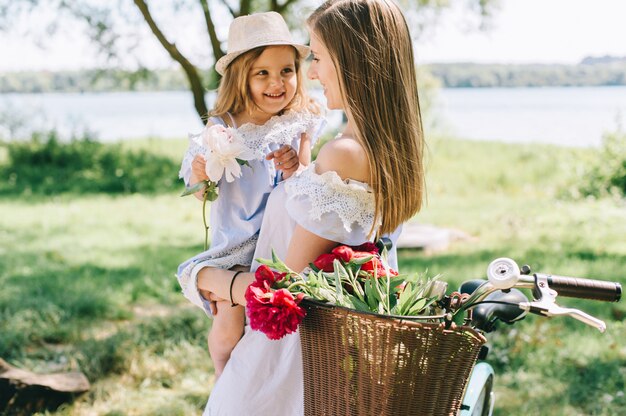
458;257;622;416
298;255;622;416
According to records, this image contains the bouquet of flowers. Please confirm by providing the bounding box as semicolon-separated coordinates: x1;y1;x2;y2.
181;124;254;249
246;243;446;340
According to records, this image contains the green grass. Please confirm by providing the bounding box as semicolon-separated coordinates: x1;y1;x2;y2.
1;136;624;415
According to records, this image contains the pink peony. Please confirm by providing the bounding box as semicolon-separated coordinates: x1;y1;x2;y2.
359;255;398;278
245;286;306;340
254;264;283;288
313;253;338;272
331;245;355;263
351;242;379;254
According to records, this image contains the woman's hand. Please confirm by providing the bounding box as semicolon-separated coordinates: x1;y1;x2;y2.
266;145;300;179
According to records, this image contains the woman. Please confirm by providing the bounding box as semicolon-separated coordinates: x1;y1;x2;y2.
179;0;425;414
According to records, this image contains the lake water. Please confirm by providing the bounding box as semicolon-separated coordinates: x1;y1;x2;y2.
1;86;625;147
435;87;626;147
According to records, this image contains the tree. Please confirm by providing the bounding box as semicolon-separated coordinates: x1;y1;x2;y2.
0;0;498;122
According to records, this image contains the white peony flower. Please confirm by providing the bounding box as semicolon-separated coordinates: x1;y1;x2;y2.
201;124;254;183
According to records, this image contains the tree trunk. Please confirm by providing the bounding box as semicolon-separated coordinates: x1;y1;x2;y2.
133;0;208;122
0;358;90;415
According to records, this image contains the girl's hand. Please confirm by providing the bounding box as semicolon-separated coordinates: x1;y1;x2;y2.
266;145;299;179
191;154;209;182
200;290;228;315
190;154;209;200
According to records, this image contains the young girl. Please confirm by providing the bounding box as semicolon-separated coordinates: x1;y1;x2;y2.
177;11;324;378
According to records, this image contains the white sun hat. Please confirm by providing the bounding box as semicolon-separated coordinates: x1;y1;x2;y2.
215;11;310;75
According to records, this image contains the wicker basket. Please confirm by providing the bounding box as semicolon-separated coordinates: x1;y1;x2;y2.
299;299;486;416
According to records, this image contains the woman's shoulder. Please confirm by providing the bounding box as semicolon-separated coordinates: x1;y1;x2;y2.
315;135;369;183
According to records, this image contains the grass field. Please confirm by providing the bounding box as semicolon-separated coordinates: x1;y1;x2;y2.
1;136;624;415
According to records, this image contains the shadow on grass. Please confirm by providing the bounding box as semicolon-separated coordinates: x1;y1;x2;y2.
75;309;210;381
562;355;626;414
0;243;202;360
494;351;626;416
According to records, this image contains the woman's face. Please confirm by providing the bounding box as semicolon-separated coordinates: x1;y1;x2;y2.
247;46;298;119
307;32;343;110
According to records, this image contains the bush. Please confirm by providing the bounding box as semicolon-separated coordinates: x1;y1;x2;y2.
578;129;626;198
0;131;180;195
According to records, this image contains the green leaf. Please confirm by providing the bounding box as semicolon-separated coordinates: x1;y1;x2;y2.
206;186;219;201
407;298;427;315
388;293;398;311
255;250;292;273
396;281;413;314
388;276;405;288
333;260;344;300
351;254;374;265
349;296;371;312
364;278;379;310
452;309;466;326
180;181;206;197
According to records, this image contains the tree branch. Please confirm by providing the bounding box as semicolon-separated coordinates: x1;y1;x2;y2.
239;0;250;16
218;0;237;18
276;0;298;14
133;0;208;121
198;0;224;61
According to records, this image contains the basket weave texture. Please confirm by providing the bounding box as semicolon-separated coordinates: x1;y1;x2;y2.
299;299;486;416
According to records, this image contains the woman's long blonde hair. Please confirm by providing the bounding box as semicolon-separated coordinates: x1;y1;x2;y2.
308;0;425;235
211;46;318;119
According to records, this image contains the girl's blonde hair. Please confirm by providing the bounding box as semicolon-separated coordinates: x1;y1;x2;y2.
308;0;425;235
211;46;318;119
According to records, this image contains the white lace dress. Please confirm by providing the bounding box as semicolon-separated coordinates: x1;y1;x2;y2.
202;163;401;416
177;110;325;313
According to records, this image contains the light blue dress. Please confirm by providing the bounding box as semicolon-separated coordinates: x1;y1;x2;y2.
177;110;325;312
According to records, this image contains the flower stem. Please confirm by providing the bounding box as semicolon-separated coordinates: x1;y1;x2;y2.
286;280;308;292
202;186;209;251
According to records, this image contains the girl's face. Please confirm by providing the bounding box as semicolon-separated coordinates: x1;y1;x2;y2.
247;46;298;120
307;32;342;110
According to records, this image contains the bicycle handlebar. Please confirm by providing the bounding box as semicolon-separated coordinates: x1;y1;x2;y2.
485;257;622;302
542;274;622;302
461;258;623;332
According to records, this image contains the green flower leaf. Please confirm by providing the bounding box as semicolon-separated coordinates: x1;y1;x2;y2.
180;181;206;197
351;254;374;265
236;158;250;166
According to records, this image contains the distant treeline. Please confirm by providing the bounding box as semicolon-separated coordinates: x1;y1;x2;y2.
2;56;626;93
0;68;196;94
427;56;626;88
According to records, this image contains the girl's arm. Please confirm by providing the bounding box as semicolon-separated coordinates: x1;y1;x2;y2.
267;132;312;180
297;132;312;167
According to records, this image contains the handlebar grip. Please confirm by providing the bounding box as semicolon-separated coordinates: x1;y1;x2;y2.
546;275;622;302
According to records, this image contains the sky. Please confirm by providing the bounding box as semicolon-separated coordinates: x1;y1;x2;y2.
1;0;625;71
414;0;626;64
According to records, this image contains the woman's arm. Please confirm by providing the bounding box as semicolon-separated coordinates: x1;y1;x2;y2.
196;137;368;306
196;227;335;306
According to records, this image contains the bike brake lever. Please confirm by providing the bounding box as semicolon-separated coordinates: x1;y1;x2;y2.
521;301;607;332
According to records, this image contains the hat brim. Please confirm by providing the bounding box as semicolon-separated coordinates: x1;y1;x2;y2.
215;42;310;75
